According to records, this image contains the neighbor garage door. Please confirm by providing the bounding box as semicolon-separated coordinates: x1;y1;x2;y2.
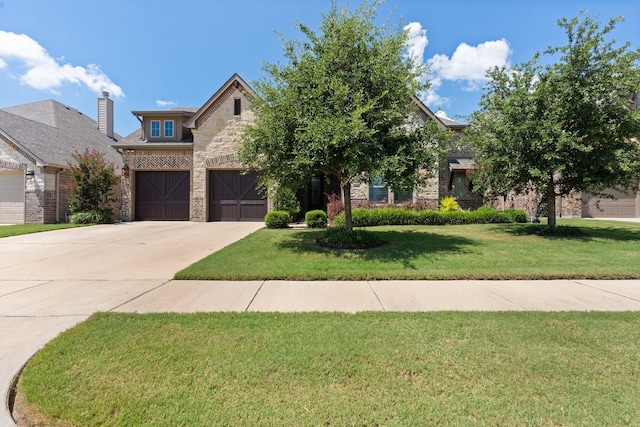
209;171;266;221
582;186;638;218
135;171;190;220
0;172;24;224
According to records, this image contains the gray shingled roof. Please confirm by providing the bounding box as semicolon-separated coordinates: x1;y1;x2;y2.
0;100;123;169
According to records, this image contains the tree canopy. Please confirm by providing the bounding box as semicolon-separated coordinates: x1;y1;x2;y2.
465;13;640;227
239;0;448;230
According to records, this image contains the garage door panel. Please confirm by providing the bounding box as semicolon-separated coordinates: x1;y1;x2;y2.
0;172;24;224
583;186;638;218
209;171;266;221
136;172;190;221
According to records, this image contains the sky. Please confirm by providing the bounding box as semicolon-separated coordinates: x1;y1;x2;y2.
1;0;638;137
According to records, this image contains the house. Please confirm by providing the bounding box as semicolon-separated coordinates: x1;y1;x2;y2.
0;94;123;224
114;73;479;222
114;74;265;222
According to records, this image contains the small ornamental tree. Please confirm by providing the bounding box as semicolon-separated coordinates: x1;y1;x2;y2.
466;13;640;227
239;0;448;232
68;149;118;222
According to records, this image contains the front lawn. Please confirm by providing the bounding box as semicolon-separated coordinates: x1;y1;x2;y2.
17;312;640;426
0;223;83;238
176;219;640;280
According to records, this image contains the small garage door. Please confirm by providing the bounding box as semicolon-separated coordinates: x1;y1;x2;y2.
583;186;639;218
0;172;24;224
135;171;190;220
209;171;266;221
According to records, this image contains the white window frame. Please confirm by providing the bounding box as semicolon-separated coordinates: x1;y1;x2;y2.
150;120;161;137
164;120;174;138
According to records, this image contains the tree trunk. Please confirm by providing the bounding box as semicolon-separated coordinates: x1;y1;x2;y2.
546;176;557;228
342;182;353;232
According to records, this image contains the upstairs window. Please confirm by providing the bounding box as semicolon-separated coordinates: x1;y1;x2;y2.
150;120;160;137
164;120;174;137
234;98;242;116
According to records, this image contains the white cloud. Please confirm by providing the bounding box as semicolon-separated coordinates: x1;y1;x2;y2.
0;30;124;97
429;39;512;91
404;23;512;109
435;109;449;119
404;22;428;65
156;99;177;107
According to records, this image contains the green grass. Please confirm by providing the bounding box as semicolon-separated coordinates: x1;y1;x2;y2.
19;312;640;426
176;219;640;280
0;223;84;238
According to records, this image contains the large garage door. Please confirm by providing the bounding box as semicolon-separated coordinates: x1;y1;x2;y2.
0;172;24;224
209;171;266;221
583;186;639;218
135;171;190;220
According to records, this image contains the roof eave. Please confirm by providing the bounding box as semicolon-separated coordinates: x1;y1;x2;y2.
111;142;194;150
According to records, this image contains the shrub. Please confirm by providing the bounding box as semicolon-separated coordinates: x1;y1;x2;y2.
439;196;460;212
332;206;528;227
265;211;291;228
504;209;528;223
305;210;328;228
69;210;112;224
326;193;344;222
271;186;300;221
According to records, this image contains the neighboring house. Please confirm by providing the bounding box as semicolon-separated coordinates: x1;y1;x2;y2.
114;73;479;222
0;94;123;224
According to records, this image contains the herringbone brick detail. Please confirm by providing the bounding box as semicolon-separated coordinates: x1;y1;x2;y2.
205;153;242;169
124;151;193;170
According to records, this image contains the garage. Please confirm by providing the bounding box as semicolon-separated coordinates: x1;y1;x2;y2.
0;172;24;224
135;171;190;220
582;186;639;218
209;171;266;221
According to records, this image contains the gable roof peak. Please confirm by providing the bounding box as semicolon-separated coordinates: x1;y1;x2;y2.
186;73;255;129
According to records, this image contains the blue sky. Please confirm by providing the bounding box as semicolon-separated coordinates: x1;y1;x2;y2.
1;0;638;136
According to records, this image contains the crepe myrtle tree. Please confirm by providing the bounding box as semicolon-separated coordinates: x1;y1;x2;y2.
68;148;118;220
465;13;640;227
239;0;449;231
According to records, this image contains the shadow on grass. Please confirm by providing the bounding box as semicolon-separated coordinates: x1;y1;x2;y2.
493;223;640;242
276;229;477;269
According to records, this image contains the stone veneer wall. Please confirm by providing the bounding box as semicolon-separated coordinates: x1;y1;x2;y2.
490;191;582;218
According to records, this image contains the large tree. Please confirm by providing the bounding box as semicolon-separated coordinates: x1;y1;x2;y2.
239;0;447;231
465;13;640;227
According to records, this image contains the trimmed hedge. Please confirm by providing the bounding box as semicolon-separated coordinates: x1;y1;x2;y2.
264;211;291;228
332;206;527;227
305;210;328;228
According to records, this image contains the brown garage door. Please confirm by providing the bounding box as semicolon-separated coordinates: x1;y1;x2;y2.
209;171;266;221
135;171;190;220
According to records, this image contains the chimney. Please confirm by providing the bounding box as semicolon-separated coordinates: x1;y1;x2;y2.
97;91;114;139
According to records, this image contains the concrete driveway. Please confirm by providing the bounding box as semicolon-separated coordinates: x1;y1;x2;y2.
0;221;263;427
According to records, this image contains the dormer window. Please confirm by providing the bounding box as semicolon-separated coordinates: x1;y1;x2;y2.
151;120;160;137
164;120;174;137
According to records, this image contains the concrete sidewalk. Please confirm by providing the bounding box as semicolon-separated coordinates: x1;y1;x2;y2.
2;222;640;426
114;279;640;313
